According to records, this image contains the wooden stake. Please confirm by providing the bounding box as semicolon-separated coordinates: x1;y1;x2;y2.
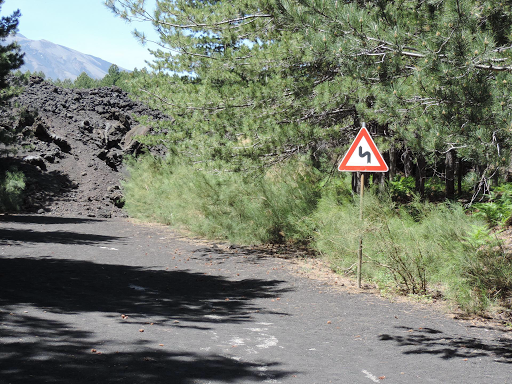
357;173;365;288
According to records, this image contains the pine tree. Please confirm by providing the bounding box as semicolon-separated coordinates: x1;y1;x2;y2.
100;64;122;87
74;72;98;89
0;0;24;104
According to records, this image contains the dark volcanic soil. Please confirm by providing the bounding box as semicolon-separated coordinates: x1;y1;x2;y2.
0;76;171;217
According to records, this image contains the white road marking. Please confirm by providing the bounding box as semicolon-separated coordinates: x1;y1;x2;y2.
209;331;219;341
362;370;380;383
256;335;278;349
99;246;118;250
229;337;246;345
243;326;279;349
128;284;146;291
245;347;258;355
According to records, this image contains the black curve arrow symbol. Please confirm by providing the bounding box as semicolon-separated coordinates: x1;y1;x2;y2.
359;146;371;164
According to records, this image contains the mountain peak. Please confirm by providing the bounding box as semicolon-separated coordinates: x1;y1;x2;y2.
4;34;121;81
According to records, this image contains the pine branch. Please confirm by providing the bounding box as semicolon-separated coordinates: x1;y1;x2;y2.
474;64;512;72
154;14;272;30
139;89;254;111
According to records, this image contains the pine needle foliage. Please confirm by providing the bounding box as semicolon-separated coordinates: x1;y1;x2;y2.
107;0;512;183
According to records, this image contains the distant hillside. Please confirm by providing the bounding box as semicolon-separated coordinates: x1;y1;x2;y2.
4;34;123;81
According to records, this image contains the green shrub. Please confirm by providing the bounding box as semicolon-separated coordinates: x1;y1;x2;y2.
388;175;416;200
313;182;510;313
443;227;512;313
388;175;448;201
122;155;320;244
471;183;512;226
0;168;26;212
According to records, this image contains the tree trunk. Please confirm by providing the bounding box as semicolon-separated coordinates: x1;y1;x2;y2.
352;172;359;194
352;171;371;194
309;143;321;170
492;168;499;187
403;148;414;177
457;159;463;195
415;155;426;197
445;149;456;199
388;145;397;180
475;164;486;194
372;172;386;192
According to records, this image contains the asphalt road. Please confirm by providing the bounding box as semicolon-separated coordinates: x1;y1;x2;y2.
0;215;510;383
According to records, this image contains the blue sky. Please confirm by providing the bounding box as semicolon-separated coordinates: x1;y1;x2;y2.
2;0;159;70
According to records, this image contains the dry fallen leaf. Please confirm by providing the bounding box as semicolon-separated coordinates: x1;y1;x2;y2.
379;376;386;380
139;329;144;332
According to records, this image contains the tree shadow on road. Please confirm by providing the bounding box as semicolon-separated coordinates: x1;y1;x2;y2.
0;227;122;246
0;217;294;382
0;256;289;322
0;215;118;246
0;214;104;225
0;249;292;381
0;311;291;384
379;326;512;364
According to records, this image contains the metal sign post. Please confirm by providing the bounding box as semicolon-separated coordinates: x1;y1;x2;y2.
338;123;388;288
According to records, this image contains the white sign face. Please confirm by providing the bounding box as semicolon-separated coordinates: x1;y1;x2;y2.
344;136;383;167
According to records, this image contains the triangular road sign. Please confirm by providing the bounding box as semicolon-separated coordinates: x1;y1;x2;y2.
338;127;388;172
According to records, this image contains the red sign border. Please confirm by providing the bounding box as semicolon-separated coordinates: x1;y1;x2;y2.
338;127;388;172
